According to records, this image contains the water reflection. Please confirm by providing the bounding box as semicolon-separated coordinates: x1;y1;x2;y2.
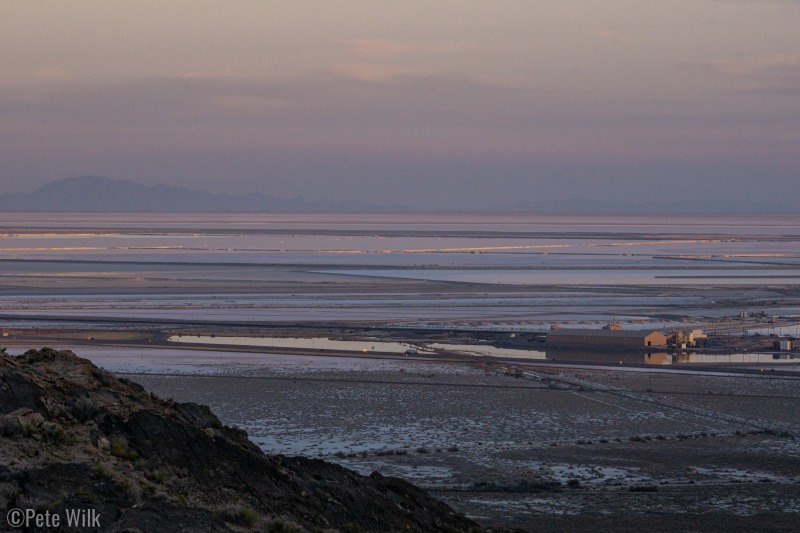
546;349;799;366
672;352;798;365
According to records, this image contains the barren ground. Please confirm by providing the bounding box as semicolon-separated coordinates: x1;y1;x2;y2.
123;357;800;532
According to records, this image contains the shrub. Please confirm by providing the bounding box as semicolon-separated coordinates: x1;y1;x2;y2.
94;463;109;478
342;523;368;533
116;478;141;503
267;518;303;532
41;421;67;443
93;368;116;387
0;415;23;437
70;397;103;423
146;469;167;484
221;505;259;527
109;435;139;460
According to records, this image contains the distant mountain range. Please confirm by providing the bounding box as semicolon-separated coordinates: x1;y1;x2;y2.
1;176;795;214
0;176;403;213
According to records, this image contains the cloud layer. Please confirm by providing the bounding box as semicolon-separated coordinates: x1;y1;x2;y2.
0;1;798;210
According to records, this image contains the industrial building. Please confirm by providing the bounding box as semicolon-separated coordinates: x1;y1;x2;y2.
546;328;668;348
777;339;794;351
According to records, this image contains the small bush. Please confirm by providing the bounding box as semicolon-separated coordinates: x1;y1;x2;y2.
41;421;67;443
109;435;139;460
629;485;659;492
116;478;130;493
70;397;103;422
95;463;109;478
115;478;141;503
93;368;116;387
267;518;303;533
146;469;167;484
342;523;368;533
221;505;259;527
0;415;23;437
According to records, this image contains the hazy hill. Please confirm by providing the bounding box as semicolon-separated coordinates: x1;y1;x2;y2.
0;176;398;213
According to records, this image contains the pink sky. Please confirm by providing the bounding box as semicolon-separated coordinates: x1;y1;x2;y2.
1;1;798;210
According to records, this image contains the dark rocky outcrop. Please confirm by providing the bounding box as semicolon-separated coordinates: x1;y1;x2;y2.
0;348;480;532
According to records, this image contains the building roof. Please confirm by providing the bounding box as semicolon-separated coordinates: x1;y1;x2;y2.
547;328;665;339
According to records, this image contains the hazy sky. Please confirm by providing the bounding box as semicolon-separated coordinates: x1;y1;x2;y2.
1;1;799;210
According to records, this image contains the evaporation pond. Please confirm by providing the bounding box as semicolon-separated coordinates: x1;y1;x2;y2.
168;335;436;354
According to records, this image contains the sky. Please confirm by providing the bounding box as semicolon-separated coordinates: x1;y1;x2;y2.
1;0;799;211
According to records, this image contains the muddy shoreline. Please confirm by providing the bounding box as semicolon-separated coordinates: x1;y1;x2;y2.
123;356;800;532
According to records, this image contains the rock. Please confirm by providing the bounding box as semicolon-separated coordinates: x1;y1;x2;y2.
16;408;45;430
0;407;45;437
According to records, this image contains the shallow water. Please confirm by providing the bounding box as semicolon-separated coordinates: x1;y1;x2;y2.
2;212;800;329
